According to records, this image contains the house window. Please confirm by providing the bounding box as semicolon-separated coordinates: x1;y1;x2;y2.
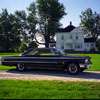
61;45;64;49
76;35;78;40
61;35;64;40
75;43;82;49
78;45;80;48
70;35;72;39
87;44;89;46
91;43;94;47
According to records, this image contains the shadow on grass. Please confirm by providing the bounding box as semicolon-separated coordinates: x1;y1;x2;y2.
6;68;100;80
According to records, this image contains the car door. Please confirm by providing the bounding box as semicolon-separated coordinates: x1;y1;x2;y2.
36;49;63;68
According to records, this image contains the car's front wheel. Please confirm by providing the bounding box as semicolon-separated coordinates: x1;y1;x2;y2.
17;64;25;72
67;63;79;75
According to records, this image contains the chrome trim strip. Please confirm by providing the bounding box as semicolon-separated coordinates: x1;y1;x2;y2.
3;57;85;60
2;61;59;64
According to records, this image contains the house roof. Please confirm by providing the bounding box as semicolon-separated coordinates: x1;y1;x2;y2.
56;22;76;33
84;37;97;43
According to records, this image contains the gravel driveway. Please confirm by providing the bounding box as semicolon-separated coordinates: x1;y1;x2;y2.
0;69;100;82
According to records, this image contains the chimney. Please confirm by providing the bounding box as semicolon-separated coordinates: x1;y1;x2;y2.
70;21;72;25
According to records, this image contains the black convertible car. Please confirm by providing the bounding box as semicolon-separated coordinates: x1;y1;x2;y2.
0;48;92;75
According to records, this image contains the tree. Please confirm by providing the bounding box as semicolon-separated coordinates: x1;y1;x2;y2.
0;0;66;52
0;9;21;52
14;8;38;52
36;0;66;47
80;8;100;38
27;2;37;42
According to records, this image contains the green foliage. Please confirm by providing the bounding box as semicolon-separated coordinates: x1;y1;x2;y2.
0;0;66;50
0;7;37;52
80;8;100;38
18;43;28;53
0;80;100;99
18;41;37;53
27;2;37;41
15;6;38;51
37;0;66;21
28;41;38;49
0;9;21;52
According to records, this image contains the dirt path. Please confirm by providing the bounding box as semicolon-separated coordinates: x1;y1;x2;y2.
0;70;100;82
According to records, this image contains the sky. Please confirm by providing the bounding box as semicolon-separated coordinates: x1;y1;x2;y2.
0;0;100;28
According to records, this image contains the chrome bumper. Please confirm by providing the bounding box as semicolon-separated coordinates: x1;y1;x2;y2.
79;63;92;69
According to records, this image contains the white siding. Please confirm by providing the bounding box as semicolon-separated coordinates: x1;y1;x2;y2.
84;43;97;51
84;43;90;51
56;27;97;51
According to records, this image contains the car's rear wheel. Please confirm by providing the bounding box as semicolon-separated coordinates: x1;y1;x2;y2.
67;63;79;75
17;64;25;72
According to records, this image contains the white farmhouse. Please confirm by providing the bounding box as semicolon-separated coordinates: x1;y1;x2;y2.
55;22;97;51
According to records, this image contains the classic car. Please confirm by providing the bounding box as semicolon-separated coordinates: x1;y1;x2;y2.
0;48;92;75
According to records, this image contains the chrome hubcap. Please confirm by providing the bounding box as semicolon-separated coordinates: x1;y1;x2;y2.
18;64;25;71
69;64;78;74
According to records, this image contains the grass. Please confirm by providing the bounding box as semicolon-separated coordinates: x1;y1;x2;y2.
0;53;21;56
0;53;100;71
0;53;21;71
0;53;100;99
0;80;100;99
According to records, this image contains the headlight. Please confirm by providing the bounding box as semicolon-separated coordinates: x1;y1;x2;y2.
85;59;89;63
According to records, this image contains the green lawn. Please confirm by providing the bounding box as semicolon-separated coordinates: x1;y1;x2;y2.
0;53;21;56
0;80;100;99
0;53;21;70
0;53;100;71
0;54;100;99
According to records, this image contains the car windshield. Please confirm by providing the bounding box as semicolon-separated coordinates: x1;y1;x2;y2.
25;48;54;56
24;48;65;56
52;48;65;56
